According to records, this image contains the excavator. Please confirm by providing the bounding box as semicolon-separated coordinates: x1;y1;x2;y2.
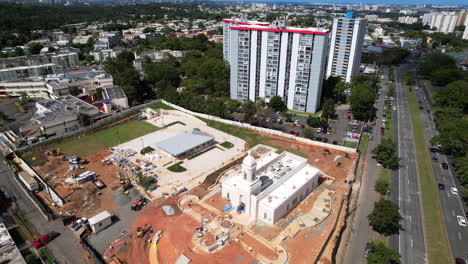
47;148;61;156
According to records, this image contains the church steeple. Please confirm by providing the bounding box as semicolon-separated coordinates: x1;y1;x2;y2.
242;150;257;182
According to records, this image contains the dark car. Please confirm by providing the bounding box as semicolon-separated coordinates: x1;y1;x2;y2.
438;183;445;190
442;162;449;169
33;232;60;248
332;141;337;145
432;156;438;161
455;258;467;264
322;138;328;143
315;137;322;141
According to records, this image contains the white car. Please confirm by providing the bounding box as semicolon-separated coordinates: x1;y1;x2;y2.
316;128;322;133
382;117;386;122
451;187;458;195
457;215;466;227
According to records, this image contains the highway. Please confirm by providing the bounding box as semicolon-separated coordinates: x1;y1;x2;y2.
389;63;426;264
0;155;86;264
414;71;468;261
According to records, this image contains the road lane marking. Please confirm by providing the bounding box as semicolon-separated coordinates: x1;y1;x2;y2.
411;239;414;248
459;233;462;240
452;210;455;216
410;215;412;222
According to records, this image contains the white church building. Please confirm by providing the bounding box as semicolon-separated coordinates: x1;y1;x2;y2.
221;150;322;225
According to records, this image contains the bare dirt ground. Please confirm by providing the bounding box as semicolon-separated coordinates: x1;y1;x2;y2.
33;151;125;217
104;128;358;264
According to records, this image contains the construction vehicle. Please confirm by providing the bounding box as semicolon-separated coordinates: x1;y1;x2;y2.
131;196;147;211
136;224;151;238
92;179;105;189
47;149;61;156
119;174;132;194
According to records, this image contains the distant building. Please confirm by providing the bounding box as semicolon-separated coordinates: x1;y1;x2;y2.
398;16;419;24
90;49;121;63
0;64;63;81
0;223;26;264
0;52;79;70
20;95;100;138
155;129;214;158
463;26;468;40
221;150;321;225
0;70;113;98
422;12;458;33
326;12;367;83
223;18;329;113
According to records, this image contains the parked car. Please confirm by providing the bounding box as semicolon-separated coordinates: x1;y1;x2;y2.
442;162;449;169
70;217;87;231
457;215;466;227
438;183;445;190
316;128;322;133
456;258;467;264
322;138;328;143
451;187;459;195
300;124;305;129
293;131;299;136
33;232;60;248
432;156;438;161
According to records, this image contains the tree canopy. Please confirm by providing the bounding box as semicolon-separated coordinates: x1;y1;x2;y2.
372;139;400;169
268;96;286;112
419;53;462;86
368;198;402;236
366;242;401;264
349;83;376;121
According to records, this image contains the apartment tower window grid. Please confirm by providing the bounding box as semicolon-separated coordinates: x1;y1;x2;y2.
224;19;329;113
326;12;367;83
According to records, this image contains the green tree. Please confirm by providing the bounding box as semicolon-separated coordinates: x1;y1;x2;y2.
77;113;92;127
434;80;468;113
349;84;376;121
321;98;336;119
27;43;43;54
268;96;286;112
368;199;402;236
419;53;461;86
303;128;315;140
372;139;400;169
226;99;241;113
366;242;401;264
374;178;390;195
431;119;468;157
242;101;257;124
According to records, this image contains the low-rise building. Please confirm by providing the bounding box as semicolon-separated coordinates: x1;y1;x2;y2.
0;64;63;81
222;150;321;225
88;211;113;233
101;86;129;109
0;223;26;264
155;129;214;158
20;95;100;138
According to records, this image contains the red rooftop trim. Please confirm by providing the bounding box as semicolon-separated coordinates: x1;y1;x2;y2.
229;26;329;35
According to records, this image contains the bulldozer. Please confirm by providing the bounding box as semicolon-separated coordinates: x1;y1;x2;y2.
119;174;132;194
47;148;62;156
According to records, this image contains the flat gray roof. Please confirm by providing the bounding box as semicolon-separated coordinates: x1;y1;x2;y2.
156;129;214;157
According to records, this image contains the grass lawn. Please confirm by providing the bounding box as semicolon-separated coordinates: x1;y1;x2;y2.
358;134;369;153
150;102;174;110
167;161;187;172
286;109;321;117
220;141;234;149
57;120;159;156
343;141;358;148
407;86;452;264
199;117;307;157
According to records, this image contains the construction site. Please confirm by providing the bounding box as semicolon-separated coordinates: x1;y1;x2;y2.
105;140;357;264
17;106;358;264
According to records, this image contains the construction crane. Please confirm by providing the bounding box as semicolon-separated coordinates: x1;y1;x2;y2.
136;224;151;238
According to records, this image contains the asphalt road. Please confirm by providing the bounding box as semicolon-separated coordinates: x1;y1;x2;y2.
341;66;390;264
414;73;468;260
0;155;86;264
389;63;426;264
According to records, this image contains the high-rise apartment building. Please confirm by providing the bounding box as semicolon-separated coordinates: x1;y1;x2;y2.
223;18;329;113
422;12;458;34
326;12;367;83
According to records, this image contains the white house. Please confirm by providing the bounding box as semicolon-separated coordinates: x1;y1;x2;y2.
221;150;321;225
